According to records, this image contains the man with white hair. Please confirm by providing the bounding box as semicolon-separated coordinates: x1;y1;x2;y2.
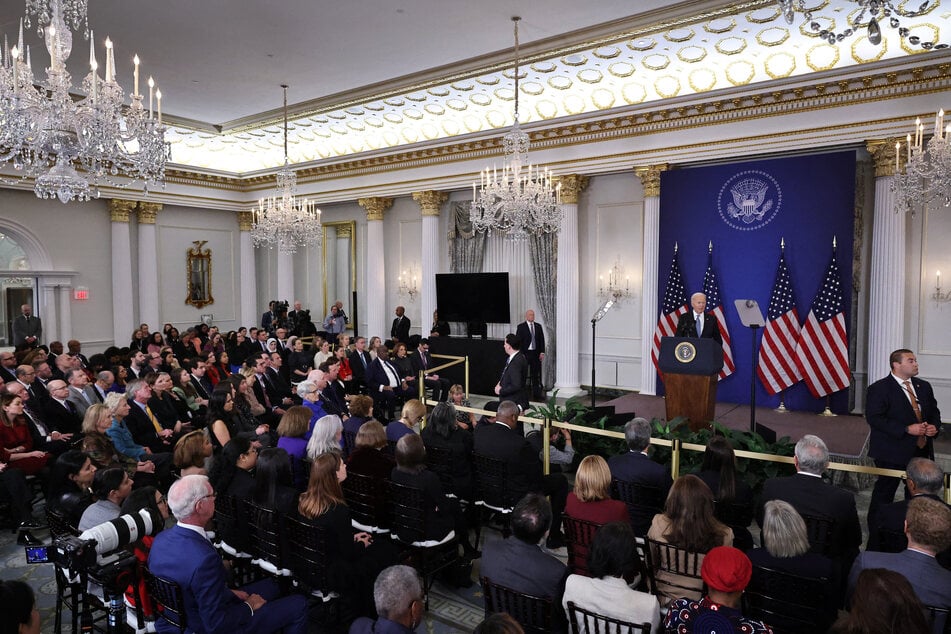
148;475;307;634
674;292;722;344
757;434;861;578
349;565;425;633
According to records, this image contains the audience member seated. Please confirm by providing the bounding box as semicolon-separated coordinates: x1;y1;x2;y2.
0;579;42;634
307;414;344;460
173;429;212;477
607;417;673;535
648;474;733;605
287;337;313;383
474;400;570;549
368;346;414;421
758;434;862;578
391;433;479;558
41;378;85;436
236;367;268;421
46;450;96;528
170;367;202;421
847;496;951;612
296;453;398;617
146;372;186;435
566;455;627;525
276;405;311;488
830;568;930;634
447;384;476;429
697;435;754;550
79;467;134;531
209;437;258;501
319;359;350;417
747;500;838;614
207;385;240;450
342;394;375;453
121;486;170;621
148;474;308;634
347;421;396;481
0;392;50;476
124;379;175;453
387;399;424;444
481;493;569;631
867;457;948;558
349;565;425;634
563;521;661;632
227;374;275;447
663;546;773;634
420;401;474;501
251;447;299;516
295;380;327;437
81;403;164;489
0;447;43;545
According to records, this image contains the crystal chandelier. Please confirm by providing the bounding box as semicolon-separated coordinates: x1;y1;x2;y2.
776;0;947;49
0;0;169;203
250;85;322;254
470;17;561;241
891;109;951;215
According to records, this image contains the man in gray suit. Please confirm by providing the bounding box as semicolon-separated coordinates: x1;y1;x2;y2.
848;496;951;612
12;304;41;348
66;369;99;418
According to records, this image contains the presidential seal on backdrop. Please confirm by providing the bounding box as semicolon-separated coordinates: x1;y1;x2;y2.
717;170;783;231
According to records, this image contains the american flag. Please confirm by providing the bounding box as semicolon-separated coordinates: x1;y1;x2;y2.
702;253;734;379
651;247;689;370
757;250;802;395
794;249;850;398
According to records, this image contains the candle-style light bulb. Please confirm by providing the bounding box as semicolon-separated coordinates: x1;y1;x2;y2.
148;76;154;118
104;37;113;82
133;54;139;95
156;88;162;124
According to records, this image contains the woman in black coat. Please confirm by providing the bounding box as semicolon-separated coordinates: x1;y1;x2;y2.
419;402;474;500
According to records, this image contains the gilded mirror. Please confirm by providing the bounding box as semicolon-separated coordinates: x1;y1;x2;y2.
322;221;356;326
186;240;213;308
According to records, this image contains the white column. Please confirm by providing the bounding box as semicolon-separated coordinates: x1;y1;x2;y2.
323;227;337;312
359;197;392;340
413;191;447;338
57;285;72;342
277;250;294;304
866;141;905;382
41;283;57;344
555;176;587;392
136;203;161;328
109;200;136;346
237;212;257;328
636;165;667;396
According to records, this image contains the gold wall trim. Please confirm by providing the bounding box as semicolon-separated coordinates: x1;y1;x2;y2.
412;191;448;216
556;175;590;204
108;199;137;222
137;202;162;224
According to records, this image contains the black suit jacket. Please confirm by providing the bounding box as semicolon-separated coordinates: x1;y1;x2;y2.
409;350;435;377
866;375;941;463
481;537;568;631
607;451;673;533
473;422;542;502
124;401;169;452
758;473;862;564
675;311;722;344
0;367;17;383
498;352;529;410
41;398;84;436
391;315;411;342
867;493;951;567
516;321;546;355
367;359;401;394
189;374;211;401
348;350;373;383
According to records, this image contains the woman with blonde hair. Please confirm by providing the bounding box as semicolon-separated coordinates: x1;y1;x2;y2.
647;474;733;605
297;452;397;614
173;430;213;477
81;403;157;483
387;398;425;443
566;455;628;525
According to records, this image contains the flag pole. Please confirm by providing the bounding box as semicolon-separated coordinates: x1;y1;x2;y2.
820;394;836;416
774;389;788;413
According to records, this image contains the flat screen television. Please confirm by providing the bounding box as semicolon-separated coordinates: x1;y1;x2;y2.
435;273;511;323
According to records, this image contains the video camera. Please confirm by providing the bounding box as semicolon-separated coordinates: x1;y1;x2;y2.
49;507;162;592
272;300;289;317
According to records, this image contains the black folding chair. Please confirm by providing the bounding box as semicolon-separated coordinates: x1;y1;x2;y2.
562;514;602;577
245;502;292;577
481;576;555;634
611;479;664;537
472;453;516;543
142;567;188;634
743;565;834;634
566;601;652;634
341;471;390;533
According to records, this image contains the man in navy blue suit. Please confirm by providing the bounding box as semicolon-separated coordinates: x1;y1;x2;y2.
148;475;307;634
607;417;673;535
865;349;941;529
674;292;722;345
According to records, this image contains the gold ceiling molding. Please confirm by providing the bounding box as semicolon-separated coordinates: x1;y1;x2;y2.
165;61;950;196
865;138;904;178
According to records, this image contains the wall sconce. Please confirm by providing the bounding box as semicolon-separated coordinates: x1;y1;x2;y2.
599;256;632;302
934;270;951;303
398;266;419;301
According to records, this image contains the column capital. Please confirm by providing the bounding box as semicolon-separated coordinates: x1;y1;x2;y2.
866;139;902;178
412;191;448;216
137;202;162;224
358;197;393;221
634;164;670;198
556;175;589;204
108;199;137;222
237;211;254;232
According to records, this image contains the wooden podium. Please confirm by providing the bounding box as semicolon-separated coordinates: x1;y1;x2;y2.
658;337;724;432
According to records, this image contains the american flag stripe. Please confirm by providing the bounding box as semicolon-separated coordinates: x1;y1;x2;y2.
711;305;734;378
651;249;688;371
650;306;688;369
757;309;802;394
702;255;734;380
794;252;850;398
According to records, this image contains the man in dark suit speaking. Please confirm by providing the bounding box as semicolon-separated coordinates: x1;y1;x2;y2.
865;348;941;529
675;292;721;344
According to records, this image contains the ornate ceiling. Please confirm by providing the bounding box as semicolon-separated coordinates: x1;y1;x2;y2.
161;0;949;174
